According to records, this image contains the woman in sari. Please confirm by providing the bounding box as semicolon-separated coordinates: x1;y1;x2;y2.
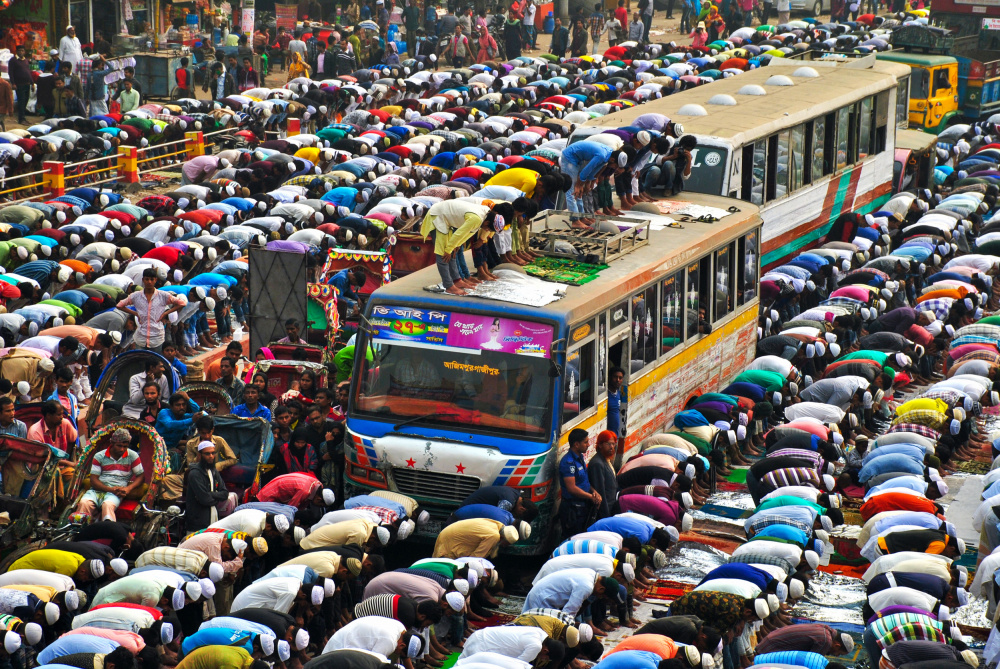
286;51;310;82
242;347;275;383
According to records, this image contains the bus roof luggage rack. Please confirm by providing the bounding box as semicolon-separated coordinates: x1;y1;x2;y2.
890;24;955;54
529;210;651;265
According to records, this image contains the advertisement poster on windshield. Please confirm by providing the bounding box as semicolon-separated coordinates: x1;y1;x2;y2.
370;305;554;357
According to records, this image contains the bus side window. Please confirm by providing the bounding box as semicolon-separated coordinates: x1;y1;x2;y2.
766;134;779;201
698;256;713;330
563;342;595;424
741;139;766;205
661;271;683;355
835;107;850;171
875;91;890;154
812;115;828;179
775;130;790;200
790;125;805;192
737;231;759;306
686;260;700;340
896;77;909;130
597;314;607;396
715;244;733;321
858;96;873;160
630;284;658;371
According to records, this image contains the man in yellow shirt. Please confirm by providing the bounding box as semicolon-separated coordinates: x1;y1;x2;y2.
419;200;503;296
280;550;362;581
432;518;523;559
300;519;391;552
484;167;542;197
9;549;104;586
176;645;264;669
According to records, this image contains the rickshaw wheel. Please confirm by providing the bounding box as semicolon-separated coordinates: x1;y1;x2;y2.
0;541;46;573
136;511;169;550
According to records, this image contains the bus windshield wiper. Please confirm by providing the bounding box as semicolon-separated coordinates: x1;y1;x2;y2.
393;412;440;431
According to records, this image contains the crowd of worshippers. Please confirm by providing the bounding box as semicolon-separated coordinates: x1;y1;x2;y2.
548;179;1000;669
0;464;695;669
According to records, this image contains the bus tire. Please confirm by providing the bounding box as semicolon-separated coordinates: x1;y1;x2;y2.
494;263;527;274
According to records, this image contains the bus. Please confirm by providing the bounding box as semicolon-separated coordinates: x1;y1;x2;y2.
930;0;1000;38
585;55;911;271
344;196;761;553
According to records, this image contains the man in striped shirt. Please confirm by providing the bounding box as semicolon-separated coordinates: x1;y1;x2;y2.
71;427;144;522
115;268;184;352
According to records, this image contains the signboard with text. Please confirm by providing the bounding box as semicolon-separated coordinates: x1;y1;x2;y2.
276;3;298;28
370;305;554;357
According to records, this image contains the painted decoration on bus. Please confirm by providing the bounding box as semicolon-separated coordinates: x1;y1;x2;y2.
370;305;554;357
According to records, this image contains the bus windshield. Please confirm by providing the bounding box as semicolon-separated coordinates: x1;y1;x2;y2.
352;305;555;440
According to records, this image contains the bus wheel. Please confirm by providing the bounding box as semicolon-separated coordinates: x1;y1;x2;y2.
494;263;527;274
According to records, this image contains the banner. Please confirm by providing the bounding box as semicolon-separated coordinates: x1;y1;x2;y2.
241;0;255;36
276;3;298;29
369;305;554;357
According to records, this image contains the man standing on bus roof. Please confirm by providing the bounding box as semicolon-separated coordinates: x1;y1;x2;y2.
560;428;601;538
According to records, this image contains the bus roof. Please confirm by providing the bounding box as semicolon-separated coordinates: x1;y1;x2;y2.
896;127;938;153
585;56;910;146
876;51;956;68
368;194;760;327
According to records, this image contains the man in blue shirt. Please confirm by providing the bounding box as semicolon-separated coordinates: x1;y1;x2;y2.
327;267;366;319
559;428;600;538
607;366;626;438
232;384;273;422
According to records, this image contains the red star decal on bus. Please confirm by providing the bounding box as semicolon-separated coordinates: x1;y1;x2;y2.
406;458;416;468
456;463;466;473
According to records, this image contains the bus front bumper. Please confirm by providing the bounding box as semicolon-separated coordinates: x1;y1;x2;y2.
346;432;554;507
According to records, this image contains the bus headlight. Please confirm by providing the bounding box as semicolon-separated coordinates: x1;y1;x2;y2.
370;470;385;484
350;465;366;478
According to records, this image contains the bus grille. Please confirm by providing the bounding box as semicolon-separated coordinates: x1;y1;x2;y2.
391;468;482;503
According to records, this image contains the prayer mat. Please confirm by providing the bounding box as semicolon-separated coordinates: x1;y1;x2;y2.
957;545;979;575
442;652;461;669
840;484;866;500
524;256;609;285
647;579;694;601
468;612;516;628
726;468;749;484
698;503;747;519
958;460;992;475
682;532;742;553
490;594;526;617
715;480;745;493
817;562;868;580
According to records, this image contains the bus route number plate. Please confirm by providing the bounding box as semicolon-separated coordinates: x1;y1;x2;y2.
392;319;428;337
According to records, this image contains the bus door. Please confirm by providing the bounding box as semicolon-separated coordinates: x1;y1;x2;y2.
606;299;631;464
